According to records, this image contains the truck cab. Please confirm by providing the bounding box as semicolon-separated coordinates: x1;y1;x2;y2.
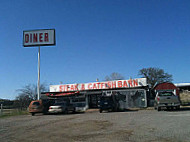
99;92;119;113
154;91;180;111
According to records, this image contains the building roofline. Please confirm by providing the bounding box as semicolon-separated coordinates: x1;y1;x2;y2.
174;83;190;87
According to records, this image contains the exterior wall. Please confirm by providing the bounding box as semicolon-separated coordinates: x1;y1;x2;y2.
47;88;148;109
46;78;148;109
103;89;147;108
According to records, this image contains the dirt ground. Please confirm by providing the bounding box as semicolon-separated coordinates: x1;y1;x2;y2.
1;107;190;142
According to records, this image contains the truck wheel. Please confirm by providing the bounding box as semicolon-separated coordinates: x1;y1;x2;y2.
176;106;180;110
114;107;118;112
154;106;157;110
99;109;102;113
166;107;170;110
157;107;161;111
72;108;76;114
43;110;48;115
65;109;68;114
32;112;35;116
154;103;157;110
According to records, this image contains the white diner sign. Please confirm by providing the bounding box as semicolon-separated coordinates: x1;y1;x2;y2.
23;29;55;47
50;78;147;92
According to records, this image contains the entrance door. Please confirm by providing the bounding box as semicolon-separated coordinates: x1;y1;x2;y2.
88;94;101;108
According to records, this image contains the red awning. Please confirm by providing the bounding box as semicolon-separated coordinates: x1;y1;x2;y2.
46;91;79;97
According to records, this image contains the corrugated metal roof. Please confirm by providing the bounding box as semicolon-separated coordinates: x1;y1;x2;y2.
175;83;190;87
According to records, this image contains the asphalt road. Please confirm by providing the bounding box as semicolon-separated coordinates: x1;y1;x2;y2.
1;107;190;142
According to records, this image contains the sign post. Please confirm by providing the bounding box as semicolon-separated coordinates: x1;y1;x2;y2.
0;104;3;116
23;29;55;100
37;46;40;100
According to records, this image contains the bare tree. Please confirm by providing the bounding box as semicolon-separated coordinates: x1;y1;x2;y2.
105;72;125;81
139;67;173;88
15;83;48;109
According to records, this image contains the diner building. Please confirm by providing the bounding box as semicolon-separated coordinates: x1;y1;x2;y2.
45;78;149;109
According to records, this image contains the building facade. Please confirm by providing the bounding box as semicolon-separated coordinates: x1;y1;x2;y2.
45;78;148;109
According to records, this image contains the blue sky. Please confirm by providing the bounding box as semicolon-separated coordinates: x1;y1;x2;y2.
1;0;190;99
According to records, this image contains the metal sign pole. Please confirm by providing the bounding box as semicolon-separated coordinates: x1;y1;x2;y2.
23;29;56;100
0;104;3;115
37;46;40;100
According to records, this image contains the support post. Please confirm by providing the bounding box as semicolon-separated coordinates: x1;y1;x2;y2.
37;46;40;100
0;104;3;115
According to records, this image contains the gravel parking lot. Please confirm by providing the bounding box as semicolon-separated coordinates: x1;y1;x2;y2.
1;107;190;142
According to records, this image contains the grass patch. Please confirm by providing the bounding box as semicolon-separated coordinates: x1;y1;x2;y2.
0;109;29;118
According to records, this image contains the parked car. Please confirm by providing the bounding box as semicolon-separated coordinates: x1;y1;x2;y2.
48;102;75;114
154;91;180;111
29;100;51;116
74;102;87;112
99;95;119;113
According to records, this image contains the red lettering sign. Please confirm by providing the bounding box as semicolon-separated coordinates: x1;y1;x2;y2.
24;33;51;44
100;83;104;89
118;81;122;88
107;82;112;88
70;85;74;91
97;83;100;89
50;78;147;93
81;84;85;90
44;33;49;42
112;81;116;88
23;29;55;47
88;83;92;90
123;81;128;87
39;33;43;42
93;83;97;89
33;33;38;42
59;85;65;92
133;79;138;87
74;85;78;90
128;80;133;87
25;34;29;43
66;85;69;91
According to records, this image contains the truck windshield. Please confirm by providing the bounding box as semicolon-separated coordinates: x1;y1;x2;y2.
32;102;40;106
159;92;174;96
54;102;66;106
75;103;86;107
101;97;113;102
